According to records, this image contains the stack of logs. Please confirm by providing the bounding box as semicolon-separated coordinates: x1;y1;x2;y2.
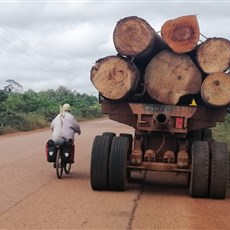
90;15;230;107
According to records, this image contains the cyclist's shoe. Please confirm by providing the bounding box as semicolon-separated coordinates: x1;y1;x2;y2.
53;162;56;168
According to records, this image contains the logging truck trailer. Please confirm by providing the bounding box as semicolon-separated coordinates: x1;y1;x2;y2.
90;99;229;199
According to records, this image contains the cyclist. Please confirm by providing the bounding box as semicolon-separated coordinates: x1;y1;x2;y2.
46;103;81;165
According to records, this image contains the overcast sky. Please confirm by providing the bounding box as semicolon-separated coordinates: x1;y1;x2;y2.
0;1;229;95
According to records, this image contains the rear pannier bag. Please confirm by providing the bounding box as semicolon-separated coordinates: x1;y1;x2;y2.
62;141;74;163
46;139;57;162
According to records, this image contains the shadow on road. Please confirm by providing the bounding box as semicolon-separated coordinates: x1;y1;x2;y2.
127;171;189;197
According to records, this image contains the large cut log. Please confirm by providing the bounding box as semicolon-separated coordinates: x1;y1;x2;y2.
196;37;230;74
201;72;230;107
144;50;202;105
90;55;140;101
161;15;200;54
113;16;166;59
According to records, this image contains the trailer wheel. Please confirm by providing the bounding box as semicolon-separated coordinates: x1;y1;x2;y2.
109;136;129;191
90;135;113;190
210;141;229;199
202;128;213;149
189;141;209;198
190;129;202;143
103;132;116;138
202;128;212;139
188;129;202;154
120;133;133;146
120;133;133;182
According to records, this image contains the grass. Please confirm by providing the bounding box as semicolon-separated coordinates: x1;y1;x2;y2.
211;114;230;196
212;114;230;150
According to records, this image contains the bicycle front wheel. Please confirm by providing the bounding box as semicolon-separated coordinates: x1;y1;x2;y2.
56;149;63;179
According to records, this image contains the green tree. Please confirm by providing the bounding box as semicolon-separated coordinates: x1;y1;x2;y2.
0;85;102;135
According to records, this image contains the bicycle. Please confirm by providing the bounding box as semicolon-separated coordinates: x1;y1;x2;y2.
55;146;71;179
46;139;75;179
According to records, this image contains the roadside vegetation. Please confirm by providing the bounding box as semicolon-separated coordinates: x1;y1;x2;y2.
212;113;230;193
212;114;230;150
0;86;102;135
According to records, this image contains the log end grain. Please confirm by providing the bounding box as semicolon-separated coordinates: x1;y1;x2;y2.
201;72;230;107
90;56;140;101
144;50;202;105
196;37;230;74
161;15;200;53
113;16;155;57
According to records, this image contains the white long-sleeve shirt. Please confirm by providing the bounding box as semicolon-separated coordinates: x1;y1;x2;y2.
51;111;81;142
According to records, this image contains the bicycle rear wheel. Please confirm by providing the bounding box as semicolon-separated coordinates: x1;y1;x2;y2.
56;149;63;179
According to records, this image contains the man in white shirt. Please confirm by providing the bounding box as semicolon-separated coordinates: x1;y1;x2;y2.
46;103;81;165
51;103;81;142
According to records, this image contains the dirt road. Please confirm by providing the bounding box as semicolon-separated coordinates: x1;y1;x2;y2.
0;118;230;229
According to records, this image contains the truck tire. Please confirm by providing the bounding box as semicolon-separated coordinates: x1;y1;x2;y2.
188;129;202;153
202;128;213;149
109;136;129;191
120;133;133;182
90;135;113;190
210;141;229;199
190;129;202;141
202;128;212;139
103;132;116;138
189;141;209;198
119;133;133;154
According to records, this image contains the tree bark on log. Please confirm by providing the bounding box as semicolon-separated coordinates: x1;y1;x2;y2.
144;50;202;105
161;15;200;54
201;72;230;107
113;16;166;59
90;55;140;101
196;37;230;74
